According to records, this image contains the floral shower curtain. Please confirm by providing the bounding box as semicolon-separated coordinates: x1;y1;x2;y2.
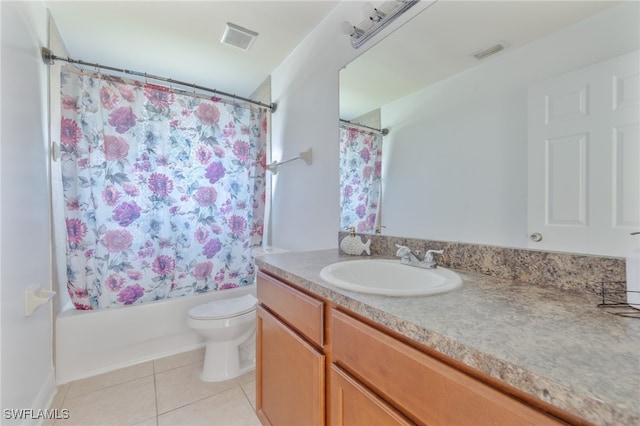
60;66;266;310
339;126;382;234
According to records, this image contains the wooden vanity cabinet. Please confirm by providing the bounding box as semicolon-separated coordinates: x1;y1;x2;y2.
256;272;326;426
257;270;575;426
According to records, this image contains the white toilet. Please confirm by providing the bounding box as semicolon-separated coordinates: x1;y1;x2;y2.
188;293;257;382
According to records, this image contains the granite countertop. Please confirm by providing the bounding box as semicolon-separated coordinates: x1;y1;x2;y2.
255;249;640;426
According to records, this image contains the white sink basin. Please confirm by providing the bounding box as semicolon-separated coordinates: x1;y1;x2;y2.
319;259;462;296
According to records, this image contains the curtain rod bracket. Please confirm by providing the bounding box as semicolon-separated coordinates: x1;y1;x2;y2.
41;47;56;65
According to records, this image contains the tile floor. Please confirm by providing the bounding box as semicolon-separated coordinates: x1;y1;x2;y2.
47;348;260;426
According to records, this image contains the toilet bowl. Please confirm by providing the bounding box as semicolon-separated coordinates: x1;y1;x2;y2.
188;293;257;382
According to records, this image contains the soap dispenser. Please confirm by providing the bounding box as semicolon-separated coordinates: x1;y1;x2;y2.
627;232;640;310
340;227;371;256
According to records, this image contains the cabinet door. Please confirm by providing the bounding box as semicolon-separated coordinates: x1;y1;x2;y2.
330;364;414;426
256;305;325;426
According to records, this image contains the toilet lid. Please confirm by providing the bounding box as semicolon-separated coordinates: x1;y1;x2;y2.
188;294;257;319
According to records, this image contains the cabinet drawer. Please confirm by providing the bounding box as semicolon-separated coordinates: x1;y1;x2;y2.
331;309;562;426
257;271;324;347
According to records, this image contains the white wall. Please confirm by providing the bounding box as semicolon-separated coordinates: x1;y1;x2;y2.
1;0;57;420
269;1;434;251
380;2;640;248
49;13;70;314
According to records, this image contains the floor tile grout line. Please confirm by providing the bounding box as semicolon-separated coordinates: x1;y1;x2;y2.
156;384;246;418
64;372;156;400
239;383;256;411
63;352;206;400
51;377;258;425
153;371;160;425
153;357;206;376
49;349;262;424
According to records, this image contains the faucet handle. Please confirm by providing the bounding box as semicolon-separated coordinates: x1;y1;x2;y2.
424;249;443;262
395;244;411;258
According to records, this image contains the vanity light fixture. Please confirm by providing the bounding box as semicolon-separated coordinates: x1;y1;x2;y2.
343;0;420;49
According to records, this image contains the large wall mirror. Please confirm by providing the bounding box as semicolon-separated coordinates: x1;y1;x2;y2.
339;0;640;257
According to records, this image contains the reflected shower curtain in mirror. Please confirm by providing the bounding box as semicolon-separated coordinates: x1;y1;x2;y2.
339;126;382;233
59;66;266;310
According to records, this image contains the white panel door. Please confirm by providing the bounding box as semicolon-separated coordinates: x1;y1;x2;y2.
528;50;639;256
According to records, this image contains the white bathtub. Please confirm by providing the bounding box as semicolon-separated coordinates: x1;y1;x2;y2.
55;285;256;384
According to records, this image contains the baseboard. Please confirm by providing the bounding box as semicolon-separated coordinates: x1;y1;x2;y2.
19;369;57;426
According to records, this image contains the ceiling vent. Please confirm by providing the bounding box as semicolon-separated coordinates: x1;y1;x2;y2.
221;22;258;51
472;43;505;61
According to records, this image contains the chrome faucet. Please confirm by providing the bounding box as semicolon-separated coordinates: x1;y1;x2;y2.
395;244;444;269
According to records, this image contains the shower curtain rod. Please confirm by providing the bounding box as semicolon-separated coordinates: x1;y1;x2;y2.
340;119;389;136
41;47;277;112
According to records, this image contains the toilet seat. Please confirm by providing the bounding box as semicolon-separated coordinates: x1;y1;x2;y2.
188;294;257;320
